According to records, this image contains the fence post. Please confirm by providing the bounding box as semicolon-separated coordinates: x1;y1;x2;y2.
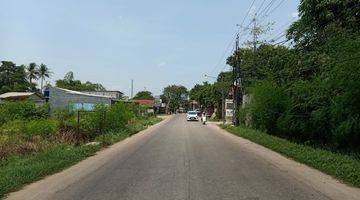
77;110;80;136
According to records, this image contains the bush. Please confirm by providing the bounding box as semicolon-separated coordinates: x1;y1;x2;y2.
247;81;288;134
24;119;58;139
0;101;48;125
0;120;26;135
106;102;134;131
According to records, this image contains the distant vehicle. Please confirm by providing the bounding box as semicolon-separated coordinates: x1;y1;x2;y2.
186;111;199;121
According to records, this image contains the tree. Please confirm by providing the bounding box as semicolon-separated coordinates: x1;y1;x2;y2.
55;71;106;91
0;61;29;93
162;85;188;112
27;62;39;91
38;63;51;92
133;91;154;100
287;0;360;49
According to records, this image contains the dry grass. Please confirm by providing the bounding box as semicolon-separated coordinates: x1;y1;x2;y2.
0;135;49;160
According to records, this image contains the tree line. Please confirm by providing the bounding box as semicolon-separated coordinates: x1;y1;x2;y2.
0;61;107;94
0;61;51;93
190;0;360;152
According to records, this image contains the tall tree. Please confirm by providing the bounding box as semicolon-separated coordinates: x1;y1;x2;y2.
288;0;360;49
55;71;106;91
162;85;188;111
27;62;39;91
38;63;51;92
133;91;154;100
0;61;29;93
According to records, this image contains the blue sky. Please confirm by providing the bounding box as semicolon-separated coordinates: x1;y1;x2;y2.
0;0;299;96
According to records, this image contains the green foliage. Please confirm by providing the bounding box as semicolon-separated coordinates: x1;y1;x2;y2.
190;82;219;109
222;125;360;187
0;119;58;139
55;71;106;91
0;144;100;198
133;91;154;100
162;85;188;111
0;61;30;93
0;101;49;125
288;0;360;49
24;120;58;139
0;61;52;93
79;103;134;139
247;81;288;134
106;102;134;130
214;0;360;153
0;115;162;198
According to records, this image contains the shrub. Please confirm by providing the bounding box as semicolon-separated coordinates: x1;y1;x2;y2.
106;102;134;131
247;81;288;134
0;101;48;125
0;120;26;135
24;119;58;139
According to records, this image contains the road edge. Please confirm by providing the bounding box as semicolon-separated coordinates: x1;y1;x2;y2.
208;123;360;200
5;115;174;200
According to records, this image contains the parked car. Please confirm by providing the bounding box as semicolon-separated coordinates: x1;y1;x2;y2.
186;111;199;121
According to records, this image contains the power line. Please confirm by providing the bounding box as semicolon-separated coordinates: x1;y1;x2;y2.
263;0;286;19
209;0;256;75
255;0;267;15
240;0;257;28
258;0;277;18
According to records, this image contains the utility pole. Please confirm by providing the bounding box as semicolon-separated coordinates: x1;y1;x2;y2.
252;13;258;52
131;79;134;99
233;34;241;126
221;75;226;125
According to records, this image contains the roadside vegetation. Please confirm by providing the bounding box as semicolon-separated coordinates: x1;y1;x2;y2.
221;125;360;187
190;0;360;184
0;101;161;198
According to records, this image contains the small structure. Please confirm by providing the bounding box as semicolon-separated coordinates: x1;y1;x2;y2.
225;99;234;123
134;99;155;113
154;96;166;114
44;87;118;112
0;92;44;106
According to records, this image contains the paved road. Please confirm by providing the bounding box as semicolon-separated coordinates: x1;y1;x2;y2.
50;114;329;200
8;114;359;200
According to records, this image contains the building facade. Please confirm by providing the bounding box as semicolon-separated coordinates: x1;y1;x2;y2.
45;87;114;112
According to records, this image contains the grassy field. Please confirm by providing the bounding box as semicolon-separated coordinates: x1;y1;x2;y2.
0;116;162;199
221;125;360;188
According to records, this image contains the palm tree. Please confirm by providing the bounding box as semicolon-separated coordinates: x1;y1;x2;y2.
38;63;51;92
27;62;39;91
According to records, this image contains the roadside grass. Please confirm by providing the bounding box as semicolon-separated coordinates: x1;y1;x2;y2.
221;125;360;188
0;116;162;199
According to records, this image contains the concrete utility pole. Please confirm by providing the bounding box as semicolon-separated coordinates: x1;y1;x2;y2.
221;75;226;125
233;34;241;126
131;79;134;99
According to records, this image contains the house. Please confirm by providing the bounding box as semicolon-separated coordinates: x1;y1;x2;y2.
0;92;44;106
133;99;155;113
44;86;119;112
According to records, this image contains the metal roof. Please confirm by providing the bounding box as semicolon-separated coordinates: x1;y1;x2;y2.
0;92;36;99
53;87;113;99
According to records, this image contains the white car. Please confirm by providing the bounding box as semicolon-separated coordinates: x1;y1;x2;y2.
186;111;199;121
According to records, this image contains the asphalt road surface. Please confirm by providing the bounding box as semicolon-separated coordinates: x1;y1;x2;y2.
7;114;360;200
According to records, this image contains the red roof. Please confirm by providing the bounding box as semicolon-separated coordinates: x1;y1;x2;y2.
134;100;154;108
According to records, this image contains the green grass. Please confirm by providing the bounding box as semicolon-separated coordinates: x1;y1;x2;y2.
0;144;100;198
0;116;162;199
221;125;360;188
